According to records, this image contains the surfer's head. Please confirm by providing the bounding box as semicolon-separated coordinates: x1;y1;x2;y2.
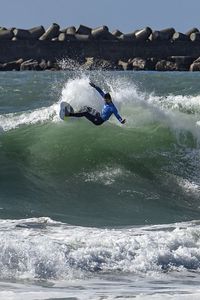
104;93;112;103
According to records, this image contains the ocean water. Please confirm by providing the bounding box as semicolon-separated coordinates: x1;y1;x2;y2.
0;70;200;299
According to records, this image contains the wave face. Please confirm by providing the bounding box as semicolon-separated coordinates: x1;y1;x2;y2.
0;71;200;226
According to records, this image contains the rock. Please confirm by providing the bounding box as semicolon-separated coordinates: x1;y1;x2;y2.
83;57;117;70
135;27;152;41
172;32;189;41
132;58;147;70
66;34;76;41
58;32;76;41
13;29;31;39
29;26;45;39
82;57;93;70
76;25;91;35
155;60;178;71
46;60;56;70
0;63;5;71
58;33;66;41
91;26;114;40
47;61;60;70
150;30;173;41
160;28;175;38
39;23;60;40
39;59;47;70
0;29;14;40
118;60;133;70
185;28;199;36
193;57;200;63
190;32;200;42
66;26;76;35
60;28;67;33
170;56;194;65
112;29;123;37
120;29;139;40
150;28;175;41
190;62;200;71
131;57;156;70
20;59;40;71
75;34;91;41
168;56;194;71
119;33;135;41
2;59;23;71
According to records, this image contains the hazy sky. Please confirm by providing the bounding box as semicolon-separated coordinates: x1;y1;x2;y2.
0;0;199;33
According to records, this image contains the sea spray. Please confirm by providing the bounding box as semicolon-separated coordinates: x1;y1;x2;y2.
0;71;200;299
0;71;200;226
0;218;200;281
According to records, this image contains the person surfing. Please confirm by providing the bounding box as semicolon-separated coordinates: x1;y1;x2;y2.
65;82;126;126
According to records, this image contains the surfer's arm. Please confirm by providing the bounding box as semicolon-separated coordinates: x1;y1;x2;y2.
113;107;126;124
89;82;105;98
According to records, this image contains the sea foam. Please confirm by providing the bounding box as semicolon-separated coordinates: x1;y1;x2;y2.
0;218;199;281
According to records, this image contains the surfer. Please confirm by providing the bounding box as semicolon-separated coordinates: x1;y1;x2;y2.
67;82;126;126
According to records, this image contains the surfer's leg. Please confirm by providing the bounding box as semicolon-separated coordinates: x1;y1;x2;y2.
84;112;104;125
69;106;104;126
68;106;90;117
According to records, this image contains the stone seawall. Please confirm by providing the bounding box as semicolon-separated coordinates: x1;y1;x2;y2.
1;24;200;71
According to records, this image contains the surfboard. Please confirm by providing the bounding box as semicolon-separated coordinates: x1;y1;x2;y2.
59;101;74;120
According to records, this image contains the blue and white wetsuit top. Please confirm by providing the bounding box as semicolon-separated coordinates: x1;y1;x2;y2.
94;86;123;123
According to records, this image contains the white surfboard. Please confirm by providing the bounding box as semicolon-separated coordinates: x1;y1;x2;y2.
59;101;74;120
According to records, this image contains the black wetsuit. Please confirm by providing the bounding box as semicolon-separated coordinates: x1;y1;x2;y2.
68;85;123;126
69;106;104;126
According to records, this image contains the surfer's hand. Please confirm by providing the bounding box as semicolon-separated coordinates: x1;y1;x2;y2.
89;82;95;88
121;119;126;124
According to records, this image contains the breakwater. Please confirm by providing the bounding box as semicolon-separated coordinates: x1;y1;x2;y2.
1;23;200;71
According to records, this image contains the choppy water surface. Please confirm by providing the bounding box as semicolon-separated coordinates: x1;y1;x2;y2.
0;71;200;299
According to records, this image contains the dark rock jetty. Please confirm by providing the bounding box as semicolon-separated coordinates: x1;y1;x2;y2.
1;24;200;71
